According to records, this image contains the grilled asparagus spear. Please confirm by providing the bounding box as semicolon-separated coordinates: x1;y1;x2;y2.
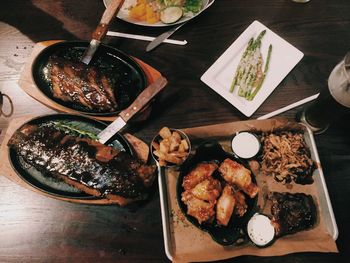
247;44;272;101
229;30;272;101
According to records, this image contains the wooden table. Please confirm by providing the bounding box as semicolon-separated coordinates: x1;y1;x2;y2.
1;0;349;262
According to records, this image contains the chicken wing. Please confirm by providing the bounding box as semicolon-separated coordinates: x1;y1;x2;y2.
182;162;218;190
190;177;222;202
181;162;221;224
216;185;236;226
181;195;216;224
218;158;259;198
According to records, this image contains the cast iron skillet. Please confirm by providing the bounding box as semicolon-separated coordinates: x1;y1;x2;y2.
32;41;147;116
177;141;258;246
8;113;133;200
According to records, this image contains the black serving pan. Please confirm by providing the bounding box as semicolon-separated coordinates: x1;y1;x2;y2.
176;141;258;246
8;113;133;200
32;41;147;116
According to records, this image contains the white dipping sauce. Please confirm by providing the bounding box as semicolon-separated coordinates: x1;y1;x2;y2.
231;132;260;159
247;213;275;246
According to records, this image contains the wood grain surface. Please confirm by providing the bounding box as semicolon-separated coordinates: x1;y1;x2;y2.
1;0;350;262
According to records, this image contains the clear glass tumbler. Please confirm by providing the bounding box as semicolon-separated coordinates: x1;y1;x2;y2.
297;52;350;133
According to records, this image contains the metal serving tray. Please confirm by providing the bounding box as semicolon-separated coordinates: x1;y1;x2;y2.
157;123;338;261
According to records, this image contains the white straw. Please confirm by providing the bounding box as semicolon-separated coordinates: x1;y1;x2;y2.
107;31;188;45
257;93;320;120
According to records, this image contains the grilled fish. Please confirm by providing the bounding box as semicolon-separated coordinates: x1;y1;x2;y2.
49;56;117;112
8;124;156;205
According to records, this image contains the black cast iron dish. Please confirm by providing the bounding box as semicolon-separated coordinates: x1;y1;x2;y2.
176;141;258;246
32;41;147;116
8;113;133;200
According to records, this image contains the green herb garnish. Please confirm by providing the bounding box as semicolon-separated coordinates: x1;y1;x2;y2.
53;121;99;141
184;0;203;13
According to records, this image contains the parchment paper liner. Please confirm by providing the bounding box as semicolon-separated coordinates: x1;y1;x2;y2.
163;118;338;262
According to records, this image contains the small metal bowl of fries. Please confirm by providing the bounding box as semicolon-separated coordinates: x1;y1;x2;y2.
151;127;191;167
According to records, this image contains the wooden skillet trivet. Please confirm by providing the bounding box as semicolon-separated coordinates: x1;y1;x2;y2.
18;40;162;122
0;115;151;205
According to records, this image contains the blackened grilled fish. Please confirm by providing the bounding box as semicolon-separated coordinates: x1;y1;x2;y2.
8;124;156;205
270;192;317;236
49;56;117;112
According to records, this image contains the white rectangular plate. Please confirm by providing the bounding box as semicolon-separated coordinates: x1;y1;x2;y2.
201;20;304;117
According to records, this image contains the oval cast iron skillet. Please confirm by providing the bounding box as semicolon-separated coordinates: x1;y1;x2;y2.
32;41;147;116
8;113;133;200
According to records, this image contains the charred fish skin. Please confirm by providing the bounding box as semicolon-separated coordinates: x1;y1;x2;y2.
48;56;118;112
8;124;156;201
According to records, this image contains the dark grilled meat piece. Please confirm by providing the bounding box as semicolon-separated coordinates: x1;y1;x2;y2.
8;124;156;205
270;192;317;236
233;190;248;217
49;56;117;112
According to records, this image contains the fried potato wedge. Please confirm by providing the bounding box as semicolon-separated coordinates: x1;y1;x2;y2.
152;127;190;166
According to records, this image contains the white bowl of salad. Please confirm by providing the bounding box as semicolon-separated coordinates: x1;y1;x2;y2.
104;0;208;26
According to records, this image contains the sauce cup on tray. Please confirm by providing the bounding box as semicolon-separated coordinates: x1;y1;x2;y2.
231;131;261;160
247;213;276;248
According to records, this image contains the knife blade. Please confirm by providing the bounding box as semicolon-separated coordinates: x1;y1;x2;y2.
146;0;215;52
98;76;168;144
81;0;123;65
81;39;101;65
146;23;184;52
